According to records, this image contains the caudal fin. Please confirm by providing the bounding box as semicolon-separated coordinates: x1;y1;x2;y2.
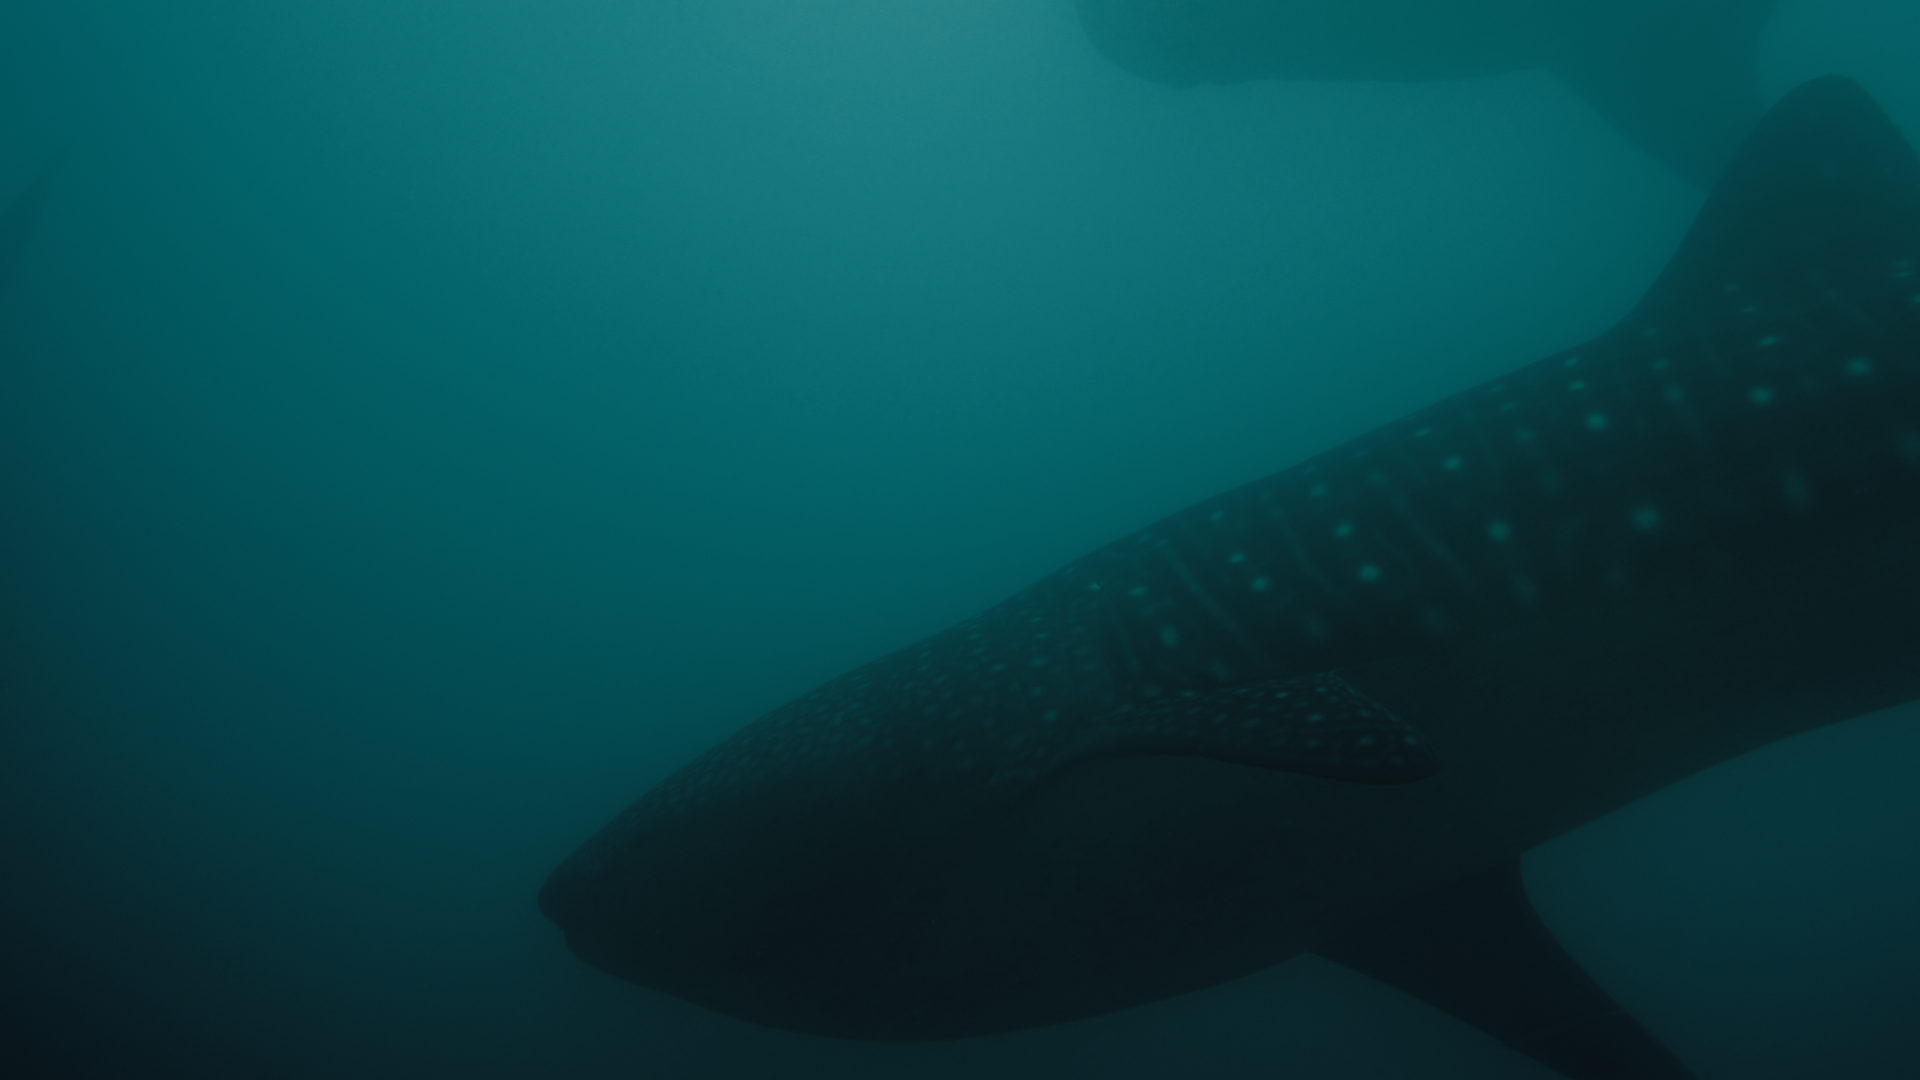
1634;76;1920;315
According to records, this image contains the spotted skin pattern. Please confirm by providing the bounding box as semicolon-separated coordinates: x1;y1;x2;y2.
543;78;1920;1069
565;250;1920;874
1093;258;1920;692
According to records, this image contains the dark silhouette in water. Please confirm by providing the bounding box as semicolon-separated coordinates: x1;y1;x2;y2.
1074;0;1780;185
542;78;1920;1079
0;155;59;302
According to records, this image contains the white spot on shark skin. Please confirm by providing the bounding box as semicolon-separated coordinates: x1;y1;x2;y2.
1847;357;1874;377
1357;564;1382;584
1651;358;1672;371
1514;428;1535;444
1586;412;1610;432
1333;521;1354;539
1414;427;1431;438
1631;505;1662;532
1443;456;1463;471
1749;386;1776;406
1486;520;1512;542
1160;626;1181;648
1310;483;1328;498
1901;431;1920;463
1251;577;1270;592
1128;586;1148;597
1209;510;1225;522
1568;380;1587;391
1564;356;1580;367
1759;335;1780;347
1664;385;1686;403
1228;552;1245;564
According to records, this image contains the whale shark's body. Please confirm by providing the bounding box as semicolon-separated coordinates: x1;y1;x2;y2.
542;79;1920;1079
1074;0;1780;185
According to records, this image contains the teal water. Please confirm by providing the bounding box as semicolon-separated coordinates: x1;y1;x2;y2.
2;2;1917;1077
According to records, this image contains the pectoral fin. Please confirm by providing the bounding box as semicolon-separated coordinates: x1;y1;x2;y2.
1317;859;1696;1080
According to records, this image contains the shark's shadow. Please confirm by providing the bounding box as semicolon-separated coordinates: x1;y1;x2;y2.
1073;0;1782;185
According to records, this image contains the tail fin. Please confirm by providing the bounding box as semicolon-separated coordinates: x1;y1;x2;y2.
1635;77;1920;314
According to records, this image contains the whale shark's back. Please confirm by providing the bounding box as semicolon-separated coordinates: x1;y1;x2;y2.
1639;76;1920;310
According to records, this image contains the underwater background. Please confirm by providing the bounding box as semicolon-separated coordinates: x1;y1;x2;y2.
2;1;1917;1076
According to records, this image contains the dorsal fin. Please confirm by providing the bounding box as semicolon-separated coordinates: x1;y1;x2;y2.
1635;76;1920;317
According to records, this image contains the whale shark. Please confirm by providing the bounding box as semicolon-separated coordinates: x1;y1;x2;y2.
541;78;1920;1079
1073;0;1781;185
